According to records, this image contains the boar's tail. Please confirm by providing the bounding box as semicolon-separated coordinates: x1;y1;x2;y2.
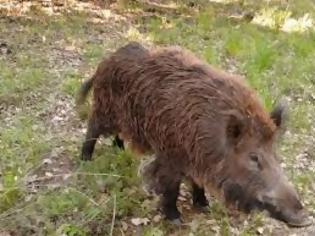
76;75;95;106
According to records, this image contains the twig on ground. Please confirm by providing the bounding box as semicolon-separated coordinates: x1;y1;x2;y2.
110;194;117;236
24;171;124;185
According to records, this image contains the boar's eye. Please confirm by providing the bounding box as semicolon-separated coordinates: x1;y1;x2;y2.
250;153;258;162
249;153;262;170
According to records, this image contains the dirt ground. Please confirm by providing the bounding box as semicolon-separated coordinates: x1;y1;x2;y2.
1;0;315;235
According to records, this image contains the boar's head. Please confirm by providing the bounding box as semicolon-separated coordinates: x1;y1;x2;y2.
214;102;311;227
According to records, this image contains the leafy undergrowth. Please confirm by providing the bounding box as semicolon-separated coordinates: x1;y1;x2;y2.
0;0;315;235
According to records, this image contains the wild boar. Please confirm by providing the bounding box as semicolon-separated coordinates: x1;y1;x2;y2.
76;42;311;227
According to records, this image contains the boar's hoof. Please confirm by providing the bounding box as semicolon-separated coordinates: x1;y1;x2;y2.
164;207;182;226
284;210;313;227
169;218;182;226
193;195;209;213
81;153;92;161
192;183;209;212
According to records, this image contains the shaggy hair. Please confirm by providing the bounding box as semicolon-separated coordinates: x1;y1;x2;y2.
78;42;287;221
89;43;274;182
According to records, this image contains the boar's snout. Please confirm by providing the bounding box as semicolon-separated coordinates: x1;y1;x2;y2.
258;177;312;227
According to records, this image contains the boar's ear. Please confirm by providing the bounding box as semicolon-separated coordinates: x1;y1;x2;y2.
270;99;288;129
226;111;245;146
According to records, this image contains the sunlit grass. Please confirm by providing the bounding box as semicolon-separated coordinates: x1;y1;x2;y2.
146;3;315;234
0;115;51;212
0;60;47;105
1;0;315;235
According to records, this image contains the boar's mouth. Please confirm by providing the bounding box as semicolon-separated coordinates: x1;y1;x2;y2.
256;199;312;227
222;181;312;227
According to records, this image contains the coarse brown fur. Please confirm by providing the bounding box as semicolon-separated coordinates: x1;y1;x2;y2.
83;42;276;179
78;42;309;225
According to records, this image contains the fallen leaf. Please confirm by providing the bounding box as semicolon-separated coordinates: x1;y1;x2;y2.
45;172;53;177
42;158;52;165
131;217;150;226
121;221;128;231
63;174;71;180
257;227;264;234
153;214;162;223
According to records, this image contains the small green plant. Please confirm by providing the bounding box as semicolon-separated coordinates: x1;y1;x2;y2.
58;224;87;236
83;44;105;64
1;1;315;235
62;71;84;97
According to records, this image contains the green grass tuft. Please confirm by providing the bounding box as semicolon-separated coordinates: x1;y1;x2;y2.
1;1;315;235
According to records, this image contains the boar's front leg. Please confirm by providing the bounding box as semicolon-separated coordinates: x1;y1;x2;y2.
161;178;181;224
192;181;209;211
81;115;103;161
153;156;183;224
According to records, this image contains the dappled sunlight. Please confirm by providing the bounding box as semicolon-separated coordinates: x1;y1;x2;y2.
125;27;154;44
0;0;68;16
144;0;179;9
281;13;313;33
252;7;314;33
1;0;315;235
0;0;126;23
0;0;38;17
208;0;240;4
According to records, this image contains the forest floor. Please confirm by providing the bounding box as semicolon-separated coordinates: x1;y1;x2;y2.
0;0;315;235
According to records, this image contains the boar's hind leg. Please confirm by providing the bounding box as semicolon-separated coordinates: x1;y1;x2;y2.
192;181;209;211
81;115;110;161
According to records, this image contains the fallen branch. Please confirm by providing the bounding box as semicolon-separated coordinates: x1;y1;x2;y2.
110;194;117;236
